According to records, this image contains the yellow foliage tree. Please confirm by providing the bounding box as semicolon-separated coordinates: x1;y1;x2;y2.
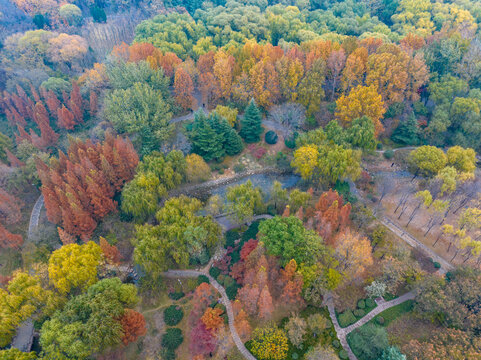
214;105;238;127
335;85;385;136
291;145;319;180
48;242;102;295
185;154;211;183
250;326;289;360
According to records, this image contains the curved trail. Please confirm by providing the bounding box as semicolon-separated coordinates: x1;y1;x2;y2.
326;291;416;360
27;195;44;242
163;270;256;360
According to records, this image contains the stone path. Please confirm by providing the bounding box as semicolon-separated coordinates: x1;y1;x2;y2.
27;194;43;242
163;269;256;360
325;291;416;360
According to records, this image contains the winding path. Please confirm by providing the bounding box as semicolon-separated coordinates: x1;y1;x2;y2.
325;291;416;360
162;269;256;360
27;194;44;242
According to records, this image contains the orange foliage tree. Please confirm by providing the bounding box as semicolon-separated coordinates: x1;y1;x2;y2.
119;309;147;345
174;67;196;111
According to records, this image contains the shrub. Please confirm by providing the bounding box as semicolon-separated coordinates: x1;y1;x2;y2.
233;163;246;173
284;133;298;149
168;292;185;300
353;309;365;317
164;305;184;326
377;142;383;150
365;298;376;308
376;316;385;325
383;150;394;159
225;230;240;248
226;284;239;300
197;275;209;285
332;339;341;348
348;324;388;359
338;310;356;328
357;299;366;309
162;328;183;350
209;266;221;279
161;348;176;360
292;353;299;359
90;5;106;23
339;349;349;359
265;131;278;145
434;262;441;269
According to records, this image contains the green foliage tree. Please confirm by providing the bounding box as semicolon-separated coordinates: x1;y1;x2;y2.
240;99;263;143
40;278;138;359
346;116;377;151
133;196;221;278
104;82;174;155
391;113;420;145
225;180;264;224
379;346;407;360
121;151;186;222
0;349;37;360
258;216;323;265
59;4;82;26
187;111;243;162
348;323;388;359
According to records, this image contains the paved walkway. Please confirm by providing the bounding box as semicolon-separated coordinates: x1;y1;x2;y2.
27;194;43;242
325;291;416;360
162;269;256;360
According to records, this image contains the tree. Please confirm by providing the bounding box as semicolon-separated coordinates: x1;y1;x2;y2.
403;328;481;360
346;116;377;151
57;104;76;130
40;278;138;359
348;324;388;360
0;189;22;225
59;4;82;26
380;346;407;360
334;230;373;280
258;216;323;265
0;224;23;249
104;82;174;154
0;349;37;360
267;103;306;138
446;146;477;174
225;180;264;224
121;151;185;222
185;154;211;183
174;67;196;111
316;144;362;185
100;237;121;265
298;58;326;116
335;85;385;136
365;280;386;298
240;99;263;143
408;146;447;177
391;112;420;145
0;272;61;347
285;315;307;347
120;309;147;345
133;196;221;278
47;34;88;65
291;145;319;180
250;326;289;360
257;285;274;320
201;307;223;331
270;181;288;212
306;313;330;336
48;242;102;295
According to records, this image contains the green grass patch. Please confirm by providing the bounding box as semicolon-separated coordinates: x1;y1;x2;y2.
373;300;414;327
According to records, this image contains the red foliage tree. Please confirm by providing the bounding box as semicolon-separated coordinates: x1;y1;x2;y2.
0;223;23;249
119;309;147;345
174;67;196;111
36;132;138;239
57;227;76;245
190;321;217;357
45;90;61;118
100;236;121;264
257;285;273;320
57;105;76;130
0;189;23;225
240;239;258;261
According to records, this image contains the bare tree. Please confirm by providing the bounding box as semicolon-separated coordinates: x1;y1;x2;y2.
267;102;306;137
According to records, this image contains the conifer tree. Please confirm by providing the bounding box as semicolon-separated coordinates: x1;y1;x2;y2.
391;112;420;145
240;99;263;143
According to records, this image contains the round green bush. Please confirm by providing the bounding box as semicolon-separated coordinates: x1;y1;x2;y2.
332;339;341;348
292;353;299;359
162;348;176;360
209;266;221;279
434;261;441;269
162;328;183;350
365;298;376;308
197;275;210;285
265;131;278;145
168;292;185;300
357;299;366;309
383;149;394;159
284;132;298;149
339;349;349;359
376;316;385;325
338;310;356;328
354;309;366;317
164;305;184;326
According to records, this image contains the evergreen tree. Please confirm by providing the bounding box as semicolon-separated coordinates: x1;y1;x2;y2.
240;99;263;143
187;112;224;161
225;128;244;155
391;112;420;145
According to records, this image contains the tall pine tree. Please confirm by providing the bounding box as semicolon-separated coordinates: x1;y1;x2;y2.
240;99;263;143
391;112;420;145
